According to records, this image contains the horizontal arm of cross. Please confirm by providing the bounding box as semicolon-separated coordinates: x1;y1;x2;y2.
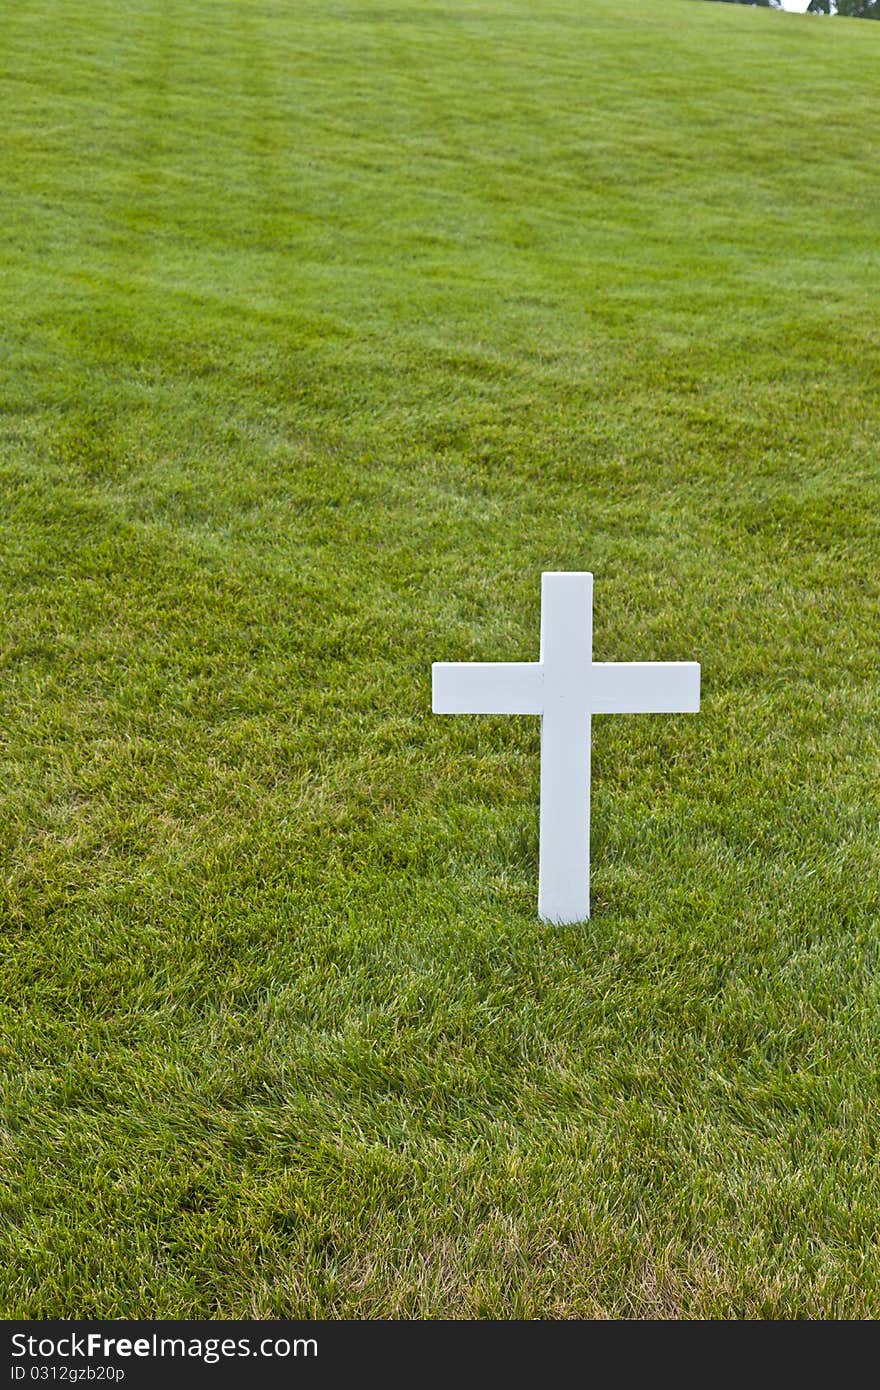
591;662;700;714
432;660;699;716
432;662;543;715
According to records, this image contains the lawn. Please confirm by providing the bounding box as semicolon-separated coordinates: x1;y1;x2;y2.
1;0;879;1318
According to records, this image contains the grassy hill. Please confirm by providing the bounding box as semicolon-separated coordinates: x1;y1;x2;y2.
2;0;879;1317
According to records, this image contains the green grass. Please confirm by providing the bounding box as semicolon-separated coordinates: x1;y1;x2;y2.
1;0;879;1319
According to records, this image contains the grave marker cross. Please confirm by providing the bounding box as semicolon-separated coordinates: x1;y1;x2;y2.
432;572;700;923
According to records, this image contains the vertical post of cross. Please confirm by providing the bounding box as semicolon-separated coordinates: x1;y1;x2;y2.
538;572;592;923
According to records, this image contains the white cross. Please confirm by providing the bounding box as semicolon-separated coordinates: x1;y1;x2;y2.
432;572;700;924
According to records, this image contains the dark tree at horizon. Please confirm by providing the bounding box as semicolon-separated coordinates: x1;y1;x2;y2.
808;0;880;16
706;0;880;16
